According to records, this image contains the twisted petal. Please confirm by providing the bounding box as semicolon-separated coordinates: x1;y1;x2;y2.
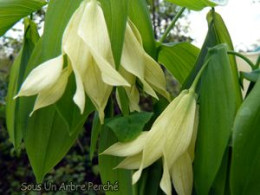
116;152;142;170
188;107;199;161
121;23;157;99
101;132;148;157
160;155;172;195
117;67;140;112
163;90;197;168
132;126;165;184
78;0;129;87
15;55;63;98
62;2;88;113
143;53;170;101
30;68;71;116
84;60;112;123
171;152;193;195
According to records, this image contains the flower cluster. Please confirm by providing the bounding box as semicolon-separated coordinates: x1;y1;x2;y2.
15;0;169;123
102;89;198;195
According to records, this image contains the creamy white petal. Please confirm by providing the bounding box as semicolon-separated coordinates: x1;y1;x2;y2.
121;23;157;99
160;156;172;195
30;68;71;116
115;152;143;170
188;107;199;161
62;3;89;114
163;90;196;168
117;68;140;112
143;53;170;101
101;132;148;157
78;0;111;60
171;152;193;195
83;59;112;124
128;20;143;45
15;55;63;98
132;125;165;184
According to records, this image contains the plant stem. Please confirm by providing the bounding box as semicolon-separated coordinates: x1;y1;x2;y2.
190;58;211;91
159;7;186;44
227;51;257;70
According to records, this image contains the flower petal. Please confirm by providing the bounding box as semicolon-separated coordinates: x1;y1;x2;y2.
62;3;89;114
30;68;71;116
188;106;199;161
115;152;142;170
15;55;63;98
78;0;129;87
121;23;157;99
160;156;172;195
171;152;193;195
101;132;148;157
132;124;165;184
143;53;170;101
163;90;197;168
83;60;112;123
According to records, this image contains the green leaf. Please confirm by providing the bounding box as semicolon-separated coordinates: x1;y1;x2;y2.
99;0;128;69
194;44;237;195
231;78;260;195
166;0;225;11
6;18;39;148
158;42;200;85
98;127;133;195
0;0;46;36
17;0;86;182
129;0;156;58
106;112;153;142
183;10;242;108
89;112;102;161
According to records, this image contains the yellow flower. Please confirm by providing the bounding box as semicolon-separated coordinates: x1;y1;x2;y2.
102;89;198;195
117;20;170;112
15;0;129;122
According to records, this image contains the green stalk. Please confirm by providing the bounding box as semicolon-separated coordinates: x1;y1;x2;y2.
190;58;211;91
158;7;186;44
227;51;257;70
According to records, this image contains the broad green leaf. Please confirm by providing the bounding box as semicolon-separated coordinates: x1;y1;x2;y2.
183;10;242;108
99;0;128;69
18;0;86;182
98;127;133;195
231;78;260;195
25;105;93;183
106;112;153;142
117;87;130;116
0;0;46;36
6;18;39;148
166;0;226;11
158;42;200;85
89;112;102;161
129;0;156;58
194;44;237;195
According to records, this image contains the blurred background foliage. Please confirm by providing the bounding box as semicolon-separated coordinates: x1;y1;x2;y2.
0;1;186;194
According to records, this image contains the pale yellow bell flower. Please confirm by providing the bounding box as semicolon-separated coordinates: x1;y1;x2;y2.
15;0;130;122
102;89;198;195
116;20;170;112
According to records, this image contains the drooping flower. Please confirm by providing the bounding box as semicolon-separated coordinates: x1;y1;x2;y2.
15;0;130;122
102;89;198;195
116;20;170;112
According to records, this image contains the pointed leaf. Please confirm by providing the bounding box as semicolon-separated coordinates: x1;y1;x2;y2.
0;0;46;36
98;127;133;195
6;18;39;148
106;112;153;142
194;44;237;195
231;78;260;195
158;42;200;85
